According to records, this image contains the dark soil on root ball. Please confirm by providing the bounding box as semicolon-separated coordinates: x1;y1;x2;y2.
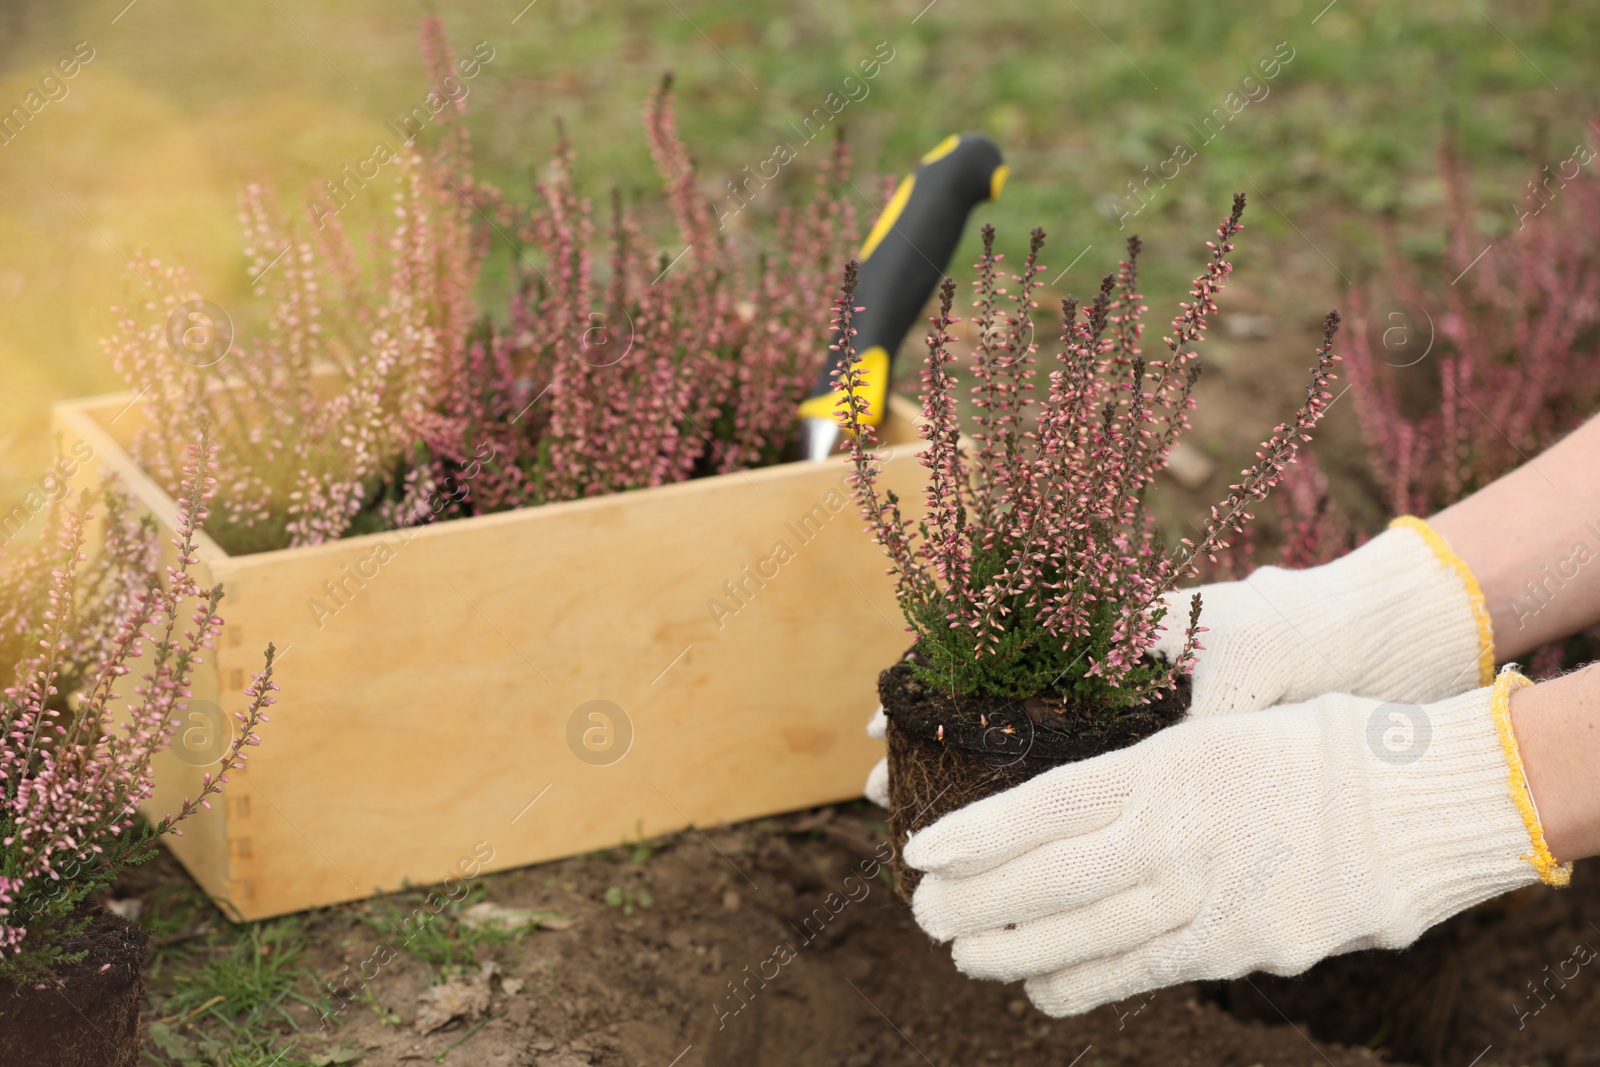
879;656;1191;900
0;907;147;1067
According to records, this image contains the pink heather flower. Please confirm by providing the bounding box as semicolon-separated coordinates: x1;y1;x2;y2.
106;36;857;556
1255;134;1600;673
0;428;274;973
839;195;1342;703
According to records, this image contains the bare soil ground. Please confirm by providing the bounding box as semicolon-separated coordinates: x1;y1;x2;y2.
122;802;1597;1067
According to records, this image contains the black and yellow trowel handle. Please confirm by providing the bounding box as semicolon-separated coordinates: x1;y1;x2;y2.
797;132;1007;461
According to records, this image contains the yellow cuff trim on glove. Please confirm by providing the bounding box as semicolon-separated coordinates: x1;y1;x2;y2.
1490;666;1573;887
1389;516;1495;687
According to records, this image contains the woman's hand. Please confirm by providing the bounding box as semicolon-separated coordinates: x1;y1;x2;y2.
864;705;889;806
1150;519;1491;716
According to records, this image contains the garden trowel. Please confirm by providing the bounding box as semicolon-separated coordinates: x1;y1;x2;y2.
796;132;1007;461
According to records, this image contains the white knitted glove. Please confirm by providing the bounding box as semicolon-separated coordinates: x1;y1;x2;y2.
903;669;1570;1016
1152;517;1495;717
865;706;889;807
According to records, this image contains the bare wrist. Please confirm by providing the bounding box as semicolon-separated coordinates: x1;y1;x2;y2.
1509;663;1600;864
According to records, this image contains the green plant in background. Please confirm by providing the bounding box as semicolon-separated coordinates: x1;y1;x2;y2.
357;884;527;975
145;920;319;1067
602;884;653;916
355;982;404;1028
625;819;664;865
144;1025;321;1067
158;921;317;1034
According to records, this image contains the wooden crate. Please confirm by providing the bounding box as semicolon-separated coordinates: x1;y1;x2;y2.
52;390;925;920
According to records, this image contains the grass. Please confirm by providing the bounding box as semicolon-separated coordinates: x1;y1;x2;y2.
353;884;531;975
144;919;319;1066
159;922;317;1030
623;818;666;865
601;884;654;917
137;872;540;1064
144;1025;319;1067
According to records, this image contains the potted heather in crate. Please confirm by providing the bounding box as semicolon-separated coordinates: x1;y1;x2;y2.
835;196;1341;895
59;19;923;919
0;435;274;1066
107;64;856;555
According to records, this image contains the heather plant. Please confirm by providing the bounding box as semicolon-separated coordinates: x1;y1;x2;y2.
0;473;159;706
839;196;1342;705
0;431;274;983
413;74;857;521
108;136;479;553
1267;451;1353;570
1344;147;1600;520
1227;145;1599;579
1238;145;1600;672
106;22;856;555
1199;449;1356;580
